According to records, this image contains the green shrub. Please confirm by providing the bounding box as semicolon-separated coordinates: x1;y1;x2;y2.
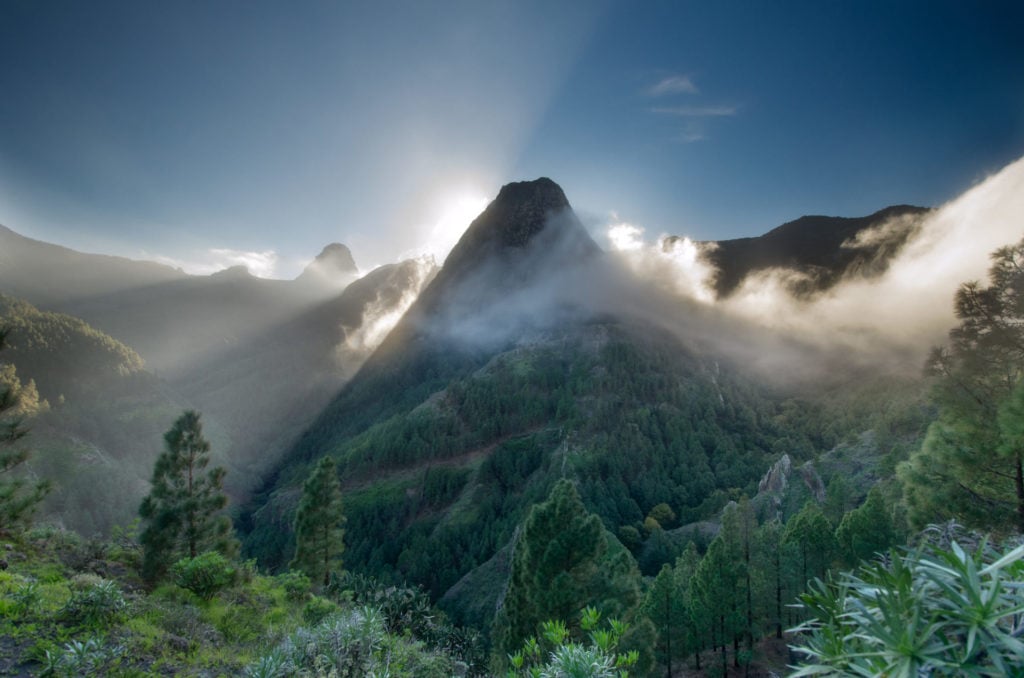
790;537;1024;676
302;595;338;625
40;637;124;677
60;576;126;627
11;580;40;618
276;570;311;601
171;552;237;600
507;609;638;678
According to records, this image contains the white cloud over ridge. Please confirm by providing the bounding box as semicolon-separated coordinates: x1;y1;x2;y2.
146;248;279;278
605;154;1024;369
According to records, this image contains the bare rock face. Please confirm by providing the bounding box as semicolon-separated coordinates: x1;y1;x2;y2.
756;453;825;518
798;460;826;502
296;243;358;289
758;453;792;495
406;177;601;323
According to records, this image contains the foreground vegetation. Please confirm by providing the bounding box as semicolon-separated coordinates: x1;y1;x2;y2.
0;525;485;676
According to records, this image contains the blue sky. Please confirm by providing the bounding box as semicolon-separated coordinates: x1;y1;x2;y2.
1;1;1022;278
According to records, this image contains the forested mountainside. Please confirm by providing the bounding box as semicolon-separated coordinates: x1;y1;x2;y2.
240;179;930;645
175;257;437;491
0;252;437;523
0;295;189;534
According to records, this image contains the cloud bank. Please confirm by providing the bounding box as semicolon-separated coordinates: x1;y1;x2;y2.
147;248;280;278
606;154;1024;371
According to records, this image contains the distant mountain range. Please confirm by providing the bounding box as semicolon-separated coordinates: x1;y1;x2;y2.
0;225;434;528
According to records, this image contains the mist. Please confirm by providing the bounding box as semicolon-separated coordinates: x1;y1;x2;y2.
601;155;1024;375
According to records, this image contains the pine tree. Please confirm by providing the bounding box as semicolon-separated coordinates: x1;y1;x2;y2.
691;532;737;674
752;519;787;639
834;487;898;566
290;456;346;587
783;501;836;589
900;238;1024;532
139;410;236;583
0;328;49;532
495;479;645;663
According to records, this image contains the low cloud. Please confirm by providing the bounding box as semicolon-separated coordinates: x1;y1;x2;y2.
341;256;438;355
146;248;279;278
603;154;1024;373
647;75;698;96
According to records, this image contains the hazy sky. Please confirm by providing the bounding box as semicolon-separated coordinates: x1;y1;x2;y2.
1;1;1022;278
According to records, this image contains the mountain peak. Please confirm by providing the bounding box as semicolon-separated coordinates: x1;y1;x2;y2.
469;177;572;249
372;177;600;345
296;242;358;288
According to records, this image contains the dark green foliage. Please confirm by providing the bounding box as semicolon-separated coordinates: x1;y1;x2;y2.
139;410;236;583
301;595;339;624
0;296;144;401
336;571;487;673
901;238;1024;532
506;610;640;677
290;456;345;587
60;577;127;628
643;562;692;673
0;327;49;532
783;501;837;589
834;487;900;566
277;570;311;601
791;539;1024;676
244;327;818;612
494;479;647;665
171;551;238;600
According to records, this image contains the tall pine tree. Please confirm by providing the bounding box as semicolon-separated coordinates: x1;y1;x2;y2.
290;456;346;586
495;479;647;665
139;410;235;583
900;238;1024;532
0;328;49;532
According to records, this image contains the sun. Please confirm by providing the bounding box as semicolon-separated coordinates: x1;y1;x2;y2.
425;193;490;262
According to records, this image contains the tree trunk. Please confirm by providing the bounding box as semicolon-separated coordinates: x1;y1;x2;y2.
665;587;673;678
1016;453;1024;534
188;456;196;558
720;616;727;673
775;547;783;639
323;524;330;586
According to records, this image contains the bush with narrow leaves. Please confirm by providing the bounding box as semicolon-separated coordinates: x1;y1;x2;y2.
507;608;638;678
60;577;126;627
789;538;1024;676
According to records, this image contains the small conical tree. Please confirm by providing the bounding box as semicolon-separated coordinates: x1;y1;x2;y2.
290;456;346;586
835;487;899;566
139;410;235;583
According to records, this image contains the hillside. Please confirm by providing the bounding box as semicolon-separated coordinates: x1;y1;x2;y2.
0;224;187;307
0;224;360;376
240;179;896;636
686;205;931;298
175;257;438;493
0;295;190;534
